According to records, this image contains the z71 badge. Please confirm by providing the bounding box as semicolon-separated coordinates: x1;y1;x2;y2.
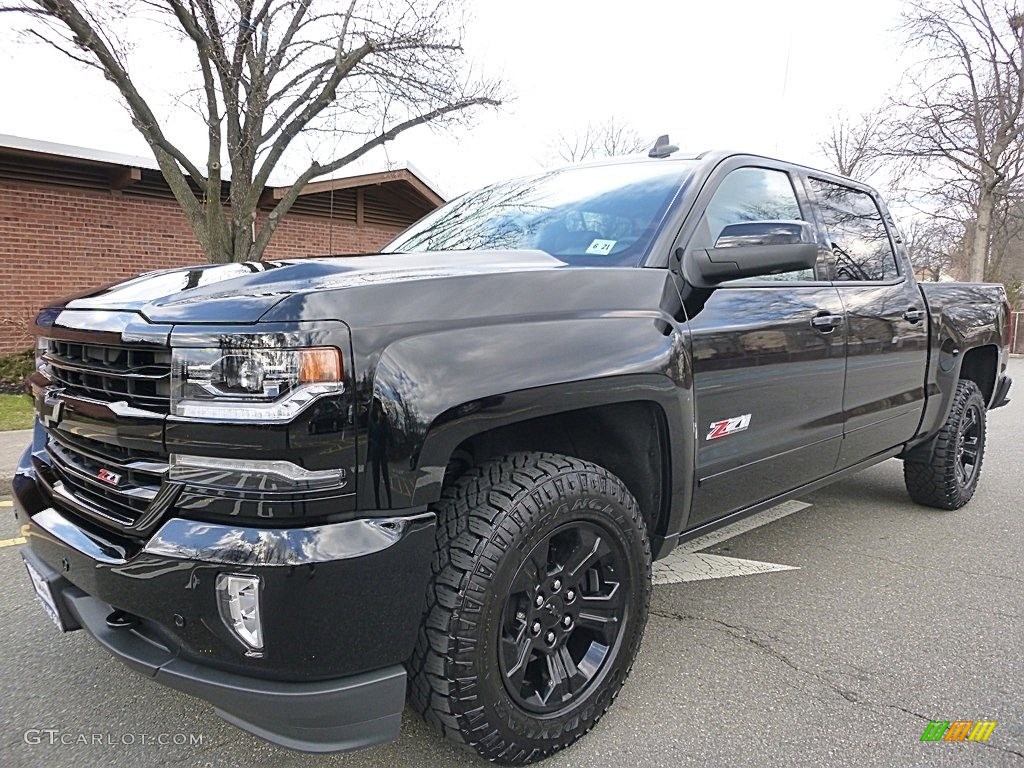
706;414;751;441
96;468;122;487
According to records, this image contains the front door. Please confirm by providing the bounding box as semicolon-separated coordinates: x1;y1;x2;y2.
683;164;848;528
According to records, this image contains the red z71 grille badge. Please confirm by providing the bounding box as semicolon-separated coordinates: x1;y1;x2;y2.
96;468;122;486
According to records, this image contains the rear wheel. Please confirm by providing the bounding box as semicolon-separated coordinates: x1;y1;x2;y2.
904;379;987;509
408;452;651;764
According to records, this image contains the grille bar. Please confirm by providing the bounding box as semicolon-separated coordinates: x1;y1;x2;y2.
48;428;166;476
48;439;161;500
46;433;163;526
43;339;171;414
48;479;137;528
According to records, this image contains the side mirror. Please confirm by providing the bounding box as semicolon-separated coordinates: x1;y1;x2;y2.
682;220;818;286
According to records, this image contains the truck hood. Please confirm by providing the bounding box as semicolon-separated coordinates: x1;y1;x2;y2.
53;250;567;324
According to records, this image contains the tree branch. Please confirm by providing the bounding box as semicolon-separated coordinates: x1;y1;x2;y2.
29;0;210;239
251;95;499;258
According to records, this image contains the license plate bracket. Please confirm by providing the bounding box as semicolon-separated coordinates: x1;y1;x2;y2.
23;555;67;632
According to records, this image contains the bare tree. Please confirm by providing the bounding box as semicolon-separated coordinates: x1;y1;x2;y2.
884;0;1024;281
819;111;887;180
987;161;1024;277
904;216;965;280
3;1;501;262
548;117;647;165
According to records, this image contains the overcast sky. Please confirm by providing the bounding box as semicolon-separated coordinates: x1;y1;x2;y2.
0;0;908;198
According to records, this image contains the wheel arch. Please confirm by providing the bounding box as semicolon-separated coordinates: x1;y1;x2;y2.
443;399;675;553
958;344;999;406
412;377;692;560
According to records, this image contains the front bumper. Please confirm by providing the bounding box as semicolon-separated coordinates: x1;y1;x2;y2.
12;450;436;752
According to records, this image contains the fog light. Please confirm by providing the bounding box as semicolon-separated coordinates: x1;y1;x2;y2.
216;574;263;655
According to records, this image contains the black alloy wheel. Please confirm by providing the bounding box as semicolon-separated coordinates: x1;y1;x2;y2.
954;399;983;488
498;520;629;714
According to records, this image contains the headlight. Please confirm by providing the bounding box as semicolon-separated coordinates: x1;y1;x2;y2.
171;346;343;420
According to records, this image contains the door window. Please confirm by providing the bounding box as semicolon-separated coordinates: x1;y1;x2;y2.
809;178;898;281
700;167;813;281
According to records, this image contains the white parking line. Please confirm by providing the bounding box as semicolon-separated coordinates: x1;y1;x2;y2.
654;552;798;584
654;500;810;585
0;500;21;547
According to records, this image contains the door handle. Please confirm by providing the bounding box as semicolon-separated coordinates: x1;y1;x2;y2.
811;312;844;333
902;307;924;324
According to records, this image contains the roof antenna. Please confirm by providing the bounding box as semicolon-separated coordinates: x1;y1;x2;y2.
648;134;679;159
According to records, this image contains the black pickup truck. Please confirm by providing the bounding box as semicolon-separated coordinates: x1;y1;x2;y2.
14;148;1012;763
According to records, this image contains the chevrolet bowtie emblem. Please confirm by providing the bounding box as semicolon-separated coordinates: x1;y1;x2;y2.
42;395;64;428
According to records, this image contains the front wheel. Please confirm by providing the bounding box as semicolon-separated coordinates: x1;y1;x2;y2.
408;452;652;764
904;379;987;509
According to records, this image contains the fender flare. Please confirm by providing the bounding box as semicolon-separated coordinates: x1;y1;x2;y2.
361;318;693;540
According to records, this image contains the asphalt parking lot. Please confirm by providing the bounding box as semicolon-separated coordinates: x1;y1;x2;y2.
1;359;1021;768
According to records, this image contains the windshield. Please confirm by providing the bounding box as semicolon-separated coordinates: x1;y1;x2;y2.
384;161;696;266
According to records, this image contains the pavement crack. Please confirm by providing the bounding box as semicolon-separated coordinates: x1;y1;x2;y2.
876;705;1023;760
882;703;930;722
961;604;1019;620
650;609;860;703
652;609;1024;757
976;741;1024;761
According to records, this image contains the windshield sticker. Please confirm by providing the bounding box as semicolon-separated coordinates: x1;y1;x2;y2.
585;239;617;256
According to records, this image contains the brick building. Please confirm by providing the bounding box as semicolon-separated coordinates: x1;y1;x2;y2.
0;134;444;355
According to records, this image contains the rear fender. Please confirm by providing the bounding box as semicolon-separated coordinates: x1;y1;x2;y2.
904;290;1007;461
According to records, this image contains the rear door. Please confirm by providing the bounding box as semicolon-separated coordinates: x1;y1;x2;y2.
683;161;847;528
803;175;929;467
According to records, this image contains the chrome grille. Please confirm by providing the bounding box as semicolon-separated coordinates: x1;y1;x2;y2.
43;428;170;531
43;339;171;413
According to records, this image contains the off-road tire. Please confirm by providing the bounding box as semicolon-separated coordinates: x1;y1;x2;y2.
904;379;987;509
407;452;652;764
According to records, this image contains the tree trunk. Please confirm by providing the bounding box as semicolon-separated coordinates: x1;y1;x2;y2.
969;187;994;282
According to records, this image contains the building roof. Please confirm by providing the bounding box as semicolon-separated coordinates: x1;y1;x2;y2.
283;166;444;208
0;133;445;226
0;133;161;172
